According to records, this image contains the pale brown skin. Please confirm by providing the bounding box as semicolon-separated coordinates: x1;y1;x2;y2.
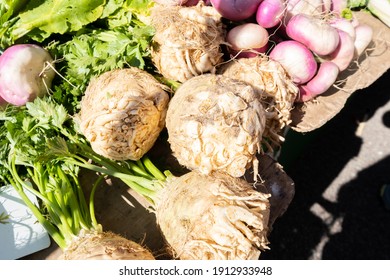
166;74;266;178
63;231;155;260
218;55;298;151
155;171;271;260
150;2;225;82
77;67;169;161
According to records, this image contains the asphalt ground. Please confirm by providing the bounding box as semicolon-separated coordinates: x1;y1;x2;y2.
260;69;390;260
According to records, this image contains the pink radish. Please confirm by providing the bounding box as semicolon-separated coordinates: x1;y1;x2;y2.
210;0;262;21
286;14;340;56
226;23;269;58
269;40;317;84
256;0;285;29
296;61;339;102
324;29;355;71
353;23;373;57
0;44;55;106
329;17;356;41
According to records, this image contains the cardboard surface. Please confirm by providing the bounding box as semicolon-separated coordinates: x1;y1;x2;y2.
290;11;390;132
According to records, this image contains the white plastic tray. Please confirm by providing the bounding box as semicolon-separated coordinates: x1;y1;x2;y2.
0;184;50;260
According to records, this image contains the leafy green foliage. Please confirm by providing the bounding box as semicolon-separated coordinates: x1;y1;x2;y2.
0;98;102;247
347;0;367;8
0;96;164;207
0;0;156;113
48;23;155;113
0;0;164;247
13;0;106;41
0;98;83;181
0;0;106;47
0;0;29;25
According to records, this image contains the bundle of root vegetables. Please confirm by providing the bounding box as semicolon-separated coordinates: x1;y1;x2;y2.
0;0;379;260
150;0;374;148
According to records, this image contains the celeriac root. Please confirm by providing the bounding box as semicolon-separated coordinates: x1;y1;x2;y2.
156;171;271;260
165;74;266;178
218;55;298;151
63;231;155;260
150;2;225;82
77;67;169;161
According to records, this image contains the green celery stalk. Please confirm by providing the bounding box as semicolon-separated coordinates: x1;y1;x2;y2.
367;0;390;27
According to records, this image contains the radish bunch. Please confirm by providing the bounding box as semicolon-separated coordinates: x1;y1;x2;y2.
213;0;373;102
154;0;373;151
163;0;372;103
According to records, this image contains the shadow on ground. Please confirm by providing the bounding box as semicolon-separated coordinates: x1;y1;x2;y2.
261;70;390;260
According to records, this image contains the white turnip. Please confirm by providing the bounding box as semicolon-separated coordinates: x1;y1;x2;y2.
165;74;266;178
77;68;169;161
150;3;225;82
286;14;340;56
218;55;298;150
0;44;55;106
226;23;269;58
322;29;355;71
353;23;373;57
329;17;356;40
296;61;339;102
256;0;286;29
269;40;317;84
